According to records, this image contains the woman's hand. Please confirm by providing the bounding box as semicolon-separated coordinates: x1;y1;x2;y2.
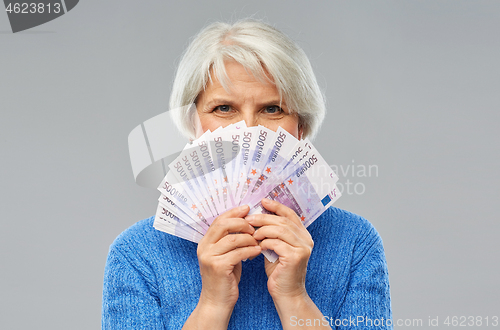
183;205;261;330
198;204;261;308
245;198;313;302
246;199;330;330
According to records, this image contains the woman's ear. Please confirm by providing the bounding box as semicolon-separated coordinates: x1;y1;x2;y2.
298;123;304;140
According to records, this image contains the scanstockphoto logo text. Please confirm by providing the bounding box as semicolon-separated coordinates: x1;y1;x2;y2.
3;0;79;33
291;315;499;327
302;160;378;196
331;160;378;196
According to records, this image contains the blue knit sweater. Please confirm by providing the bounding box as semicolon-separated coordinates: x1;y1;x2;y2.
102;207;392;329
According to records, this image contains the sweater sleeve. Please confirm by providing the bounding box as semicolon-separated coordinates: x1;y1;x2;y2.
335;226;393;329
102;243;165;330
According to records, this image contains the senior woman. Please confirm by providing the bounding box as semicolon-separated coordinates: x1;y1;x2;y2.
102;20;392;329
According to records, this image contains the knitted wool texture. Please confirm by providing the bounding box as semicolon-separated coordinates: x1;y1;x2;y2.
102;207;393;329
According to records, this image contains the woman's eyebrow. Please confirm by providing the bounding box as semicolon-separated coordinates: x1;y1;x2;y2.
260;99;285;105
203;97;287;108
207;98;235;105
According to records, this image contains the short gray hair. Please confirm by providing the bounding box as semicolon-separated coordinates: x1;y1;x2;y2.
169;19;326;140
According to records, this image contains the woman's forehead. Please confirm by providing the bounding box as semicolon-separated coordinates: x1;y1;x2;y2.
207;60;276;91
199;62;282;105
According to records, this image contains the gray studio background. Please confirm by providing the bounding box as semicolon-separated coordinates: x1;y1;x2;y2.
1;1;499;329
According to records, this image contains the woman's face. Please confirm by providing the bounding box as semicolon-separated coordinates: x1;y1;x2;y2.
195;61;302;139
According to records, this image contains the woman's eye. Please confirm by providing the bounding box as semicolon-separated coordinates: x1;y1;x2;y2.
214;105;232;113
264;106;283;114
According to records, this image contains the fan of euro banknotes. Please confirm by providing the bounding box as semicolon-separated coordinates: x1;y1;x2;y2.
154;121;341;262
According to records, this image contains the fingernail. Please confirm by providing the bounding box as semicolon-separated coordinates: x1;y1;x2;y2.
245;215;255;221
238;205;249;211
262;198;272;203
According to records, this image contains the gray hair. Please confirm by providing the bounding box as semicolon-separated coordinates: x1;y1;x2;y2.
169;19;326;140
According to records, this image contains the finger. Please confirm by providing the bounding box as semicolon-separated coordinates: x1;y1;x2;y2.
245;213;297;228
202;217;255;243
203;205;254;242
223;245;262;265
211;233;259;255
210;205;250;230
245;212;311;244
259;238;295;258
245;212;312;244
252;225;302;247
260;198;304;227
215;204;250;220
